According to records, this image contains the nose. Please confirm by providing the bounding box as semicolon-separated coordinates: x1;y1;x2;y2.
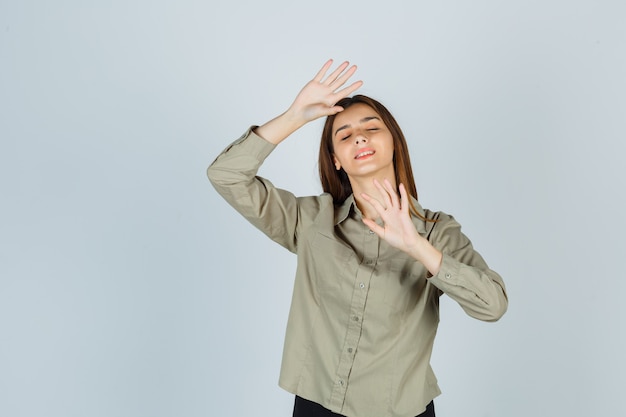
355;133;367;144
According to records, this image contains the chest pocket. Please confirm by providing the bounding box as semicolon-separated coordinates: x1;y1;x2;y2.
381;259;429;314
310;232;355;296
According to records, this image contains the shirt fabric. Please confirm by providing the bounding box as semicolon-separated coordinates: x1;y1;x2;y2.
207;128;508;417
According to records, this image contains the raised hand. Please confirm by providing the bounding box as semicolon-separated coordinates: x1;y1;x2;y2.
287;59;363;124
361;179;443;275
361;179;421;252
255;59;363;145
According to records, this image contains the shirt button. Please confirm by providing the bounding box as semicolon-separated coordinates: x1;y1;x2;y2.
348;347;353;353
353;316;359;322
339;380;345;386
368;229;375;234
445;273;451;279
359;282;365;289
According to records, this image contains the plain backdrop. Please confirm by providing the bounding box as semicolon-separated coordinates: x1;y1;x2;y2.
1;1;625;416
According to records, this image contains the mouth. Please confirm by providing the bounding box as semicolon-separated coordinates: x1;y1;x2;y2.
354;149;375;160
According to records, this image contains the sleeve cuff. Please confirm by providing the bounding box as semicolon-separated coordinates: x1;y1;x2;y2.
428;253;462;288
225;126;277;162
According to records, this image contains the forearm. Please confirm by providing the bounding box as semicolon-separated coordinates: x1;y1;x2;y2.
407;237;506;321
254;108;307;145
423;213;507;321
207;129;300;252
429;255;508;321
208;128;276;194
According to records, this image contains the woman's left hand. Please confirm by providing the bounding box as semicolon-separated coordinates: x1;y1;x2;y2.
361;179;443;275
361;179;421;252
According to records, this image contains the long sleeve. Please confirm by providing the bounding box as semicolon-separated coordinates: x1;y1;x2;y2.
208;128;507;416
207;127;324;253
427;213;508;322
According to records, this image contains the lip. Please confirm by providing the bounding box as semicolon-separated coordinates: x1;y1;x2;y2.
354;148;376;160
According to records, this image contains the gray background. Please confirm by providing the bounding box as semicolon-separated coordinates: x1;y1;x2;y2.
2;1;625;416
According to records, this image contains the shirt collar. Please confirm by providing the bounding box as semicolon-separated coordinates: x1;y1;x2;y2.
334;194;429;235
334;194;356;225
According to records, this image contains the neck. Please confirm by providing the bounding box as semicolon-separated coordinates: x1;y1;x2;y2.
350;173;398;220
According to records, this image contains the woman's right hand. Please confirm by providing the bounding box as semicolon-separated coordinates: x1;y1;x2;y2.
286;59;363;124
255;60;363;145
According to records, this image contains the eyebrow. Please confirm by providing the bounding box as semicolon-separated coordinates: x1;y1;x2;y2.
334;116;381;137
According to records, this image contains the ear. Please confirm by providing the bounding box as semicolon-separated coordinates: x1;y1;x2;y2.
332;155;341;171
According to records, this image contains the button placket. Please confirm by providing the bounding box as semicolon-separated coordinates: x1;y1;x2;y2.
329;218;380;410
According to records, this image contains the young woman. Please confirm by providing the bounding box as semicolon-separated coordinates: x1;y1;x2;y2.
208;60;508;417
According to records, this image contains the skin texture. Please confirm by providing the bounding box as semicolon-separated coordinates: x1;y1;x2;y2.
330;102;397;210
254;60;443;276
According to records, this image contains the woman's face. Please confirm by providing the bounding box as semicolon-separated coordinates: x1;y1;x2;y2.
331;103;395;182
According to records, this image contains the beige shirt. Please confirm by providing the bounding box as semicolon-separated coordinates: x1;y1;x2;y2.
207;128;508;417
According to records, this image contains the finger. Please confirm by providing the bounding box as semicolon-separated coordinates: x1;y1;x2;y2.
326;105;345;116
318;105;346;118
361;192;387;216
323;61;350;85
362;218;385;237
373;179;392;210
383;179;400;209
398;183;409;215
335;80;363;99
313;59;334;82
329;64;357;88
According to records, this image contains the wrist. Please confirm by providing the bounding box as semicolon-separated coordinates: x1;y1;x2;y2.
283;106;311;128
255;110;306;145
408;237;443;277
